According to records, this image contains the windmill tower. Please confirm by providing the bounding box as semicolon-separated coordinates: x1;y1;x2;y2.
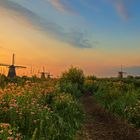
0;54;26;78
118;65;127;78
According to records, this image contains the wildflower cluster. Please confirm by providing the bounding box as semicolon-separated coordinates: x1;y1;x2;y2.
0;123;22;140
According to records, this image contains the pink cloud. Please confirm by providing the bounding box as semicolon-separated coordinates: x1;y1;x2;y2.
48;0;66;12
46;0;74;13
46;0;130;20
111;0;129;20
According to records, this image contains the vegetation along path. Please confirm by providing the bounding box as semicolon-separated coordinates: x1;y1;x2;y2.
76;95;140;140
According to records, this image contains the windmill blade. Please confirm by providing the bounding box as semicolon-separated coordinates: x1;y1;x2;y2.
43;67;45;73
15;65;26;68
12;54;15;65
0;63;10;67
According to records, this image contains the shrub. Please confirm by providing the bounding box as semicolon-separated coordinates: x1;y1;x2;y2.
60;67;85;92
84;79;98;95
56;82;82;98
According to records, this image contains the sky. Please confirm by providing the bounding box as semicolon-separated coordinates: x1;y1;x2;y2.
0;0;140;77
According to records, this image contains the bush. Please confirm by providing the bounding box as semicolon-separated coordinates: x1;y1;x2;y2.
60;67;85;92
56;82;82;98
84;80;98;95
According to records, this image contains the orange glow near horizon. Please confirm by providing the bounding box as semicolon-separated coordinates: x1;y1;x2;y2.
0;5;140;77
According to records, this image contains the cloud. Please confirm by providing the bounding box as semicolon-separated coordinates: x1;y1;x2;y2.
110;0;129;20
78;0;130;20
47;0;66;12
47;0;130;20
63;30;93;48
0;0;93;48
45;0;73;13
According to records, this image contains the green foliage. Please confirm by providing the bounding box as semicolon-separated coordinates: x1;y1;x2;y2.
0;74;8;89
125;100;140;127
84;79;98;95
86;75;97;81
93;80;140;127
60;67;85;92
56;82;82;98
45;93;83;140
0;82;83;140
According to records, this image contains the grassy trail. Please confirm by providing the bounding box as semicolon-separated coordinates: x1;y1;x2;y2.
76;95;140;140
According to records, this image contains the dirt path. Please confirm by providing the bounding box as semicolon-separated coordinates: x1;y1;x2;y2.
76;95;140;140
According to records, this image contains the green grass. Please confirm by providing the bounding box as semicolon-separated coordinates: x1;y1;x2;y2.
91;80;140;127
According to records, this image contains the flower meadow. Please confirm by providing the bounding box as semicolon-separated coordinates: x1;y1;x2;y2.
0;79;83;140
1;67;140;139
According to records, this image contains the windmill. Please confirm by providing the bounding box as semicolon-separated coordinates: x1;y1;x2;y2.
0;54;26;78
118;65;127;78
39;67;53;79
39;67;48;80
47;72;53;79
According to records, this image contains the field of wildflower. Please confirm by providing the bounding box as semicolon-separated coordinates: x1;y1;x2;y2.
0;69;84;140
1;67;140;139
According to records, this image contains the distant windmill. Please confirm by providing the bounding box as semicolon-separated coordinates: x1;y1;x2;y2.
47;72;53;79
0;54;26;78
39;67;53;79
118;65;127;78
39;67;48;80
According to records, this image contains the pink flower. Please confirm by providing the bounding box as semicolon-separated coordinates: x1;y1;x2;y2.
8;129;13;135
0;123;10;128
7;137;14;140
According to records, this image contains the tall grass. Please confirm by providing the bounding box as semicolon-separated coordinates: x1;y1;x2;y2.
92;80;140;127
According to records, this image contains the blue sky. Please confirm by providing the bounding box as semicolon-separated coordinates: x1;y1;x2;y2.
0;0;140;76
2;0;140;49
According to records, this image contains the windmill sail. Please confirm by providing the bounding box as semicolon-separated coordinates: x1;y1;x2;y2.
12;54;15;65
43;67;45;73
0;63;10;67
15;65;26;68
